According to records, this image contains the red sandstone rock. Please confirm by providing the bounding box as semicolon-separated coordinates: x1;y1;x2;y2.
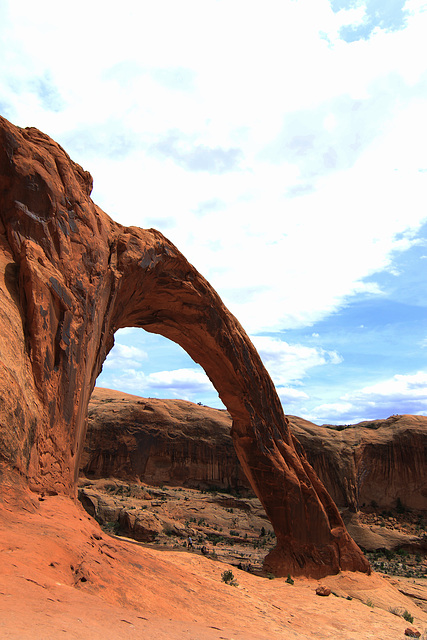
405;627;421;638
82;388;251;492
290;414;427;512
84;389;427;513
315;586;331;596
0;115;369;578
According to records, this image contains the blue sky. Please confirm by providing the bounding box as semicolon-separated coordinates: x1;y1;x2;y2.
1;0;426;424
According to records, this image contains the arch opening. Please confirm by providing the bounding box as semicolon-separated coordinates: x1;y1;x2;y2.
96;327;225;409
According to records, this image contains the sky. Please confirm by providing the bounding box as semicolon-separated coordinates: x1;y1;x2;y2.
1;0;427;424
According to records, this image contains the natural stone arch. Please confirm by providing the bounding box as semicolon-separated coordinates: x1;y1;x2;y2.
0;116;370;578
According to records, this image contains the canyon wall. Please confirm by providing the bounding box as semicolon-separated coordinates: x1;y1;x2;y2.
82;388;250;492
84;389;427;512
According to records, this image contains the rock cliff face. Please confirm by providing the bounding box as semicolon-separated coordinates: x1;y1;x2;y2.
0;115;369;577
84;389;427;513
82;388;250;492
290;414;427;513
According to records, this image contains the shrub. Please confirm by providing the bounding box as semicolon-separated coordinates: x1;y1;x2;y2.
389;607;413;623
206;533;224;545
221;570;238;586
102;520;121;535
403;610;414;623
286;574;294;585
396;497;405;514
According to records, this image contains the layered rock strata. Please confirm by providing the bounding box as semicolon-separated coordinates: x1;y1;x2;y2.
84;389;427;513
82;388;250;492
290;414;427;513
0;115;369;577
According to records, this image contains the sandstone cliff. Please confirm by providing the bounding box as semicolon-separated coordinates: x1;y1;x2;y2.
82;387;250;492
290;414;427;513
83;388;427;513
0;115;369;577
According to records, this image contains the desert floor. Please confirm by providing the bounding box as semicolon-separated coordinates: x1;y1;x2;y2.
1;481;427;640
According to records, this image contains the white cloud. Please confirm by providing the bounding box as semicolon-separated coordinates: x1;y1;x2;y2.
99;366;215;402
309;402;355;422
145;368;213;391
104;344;148;369
277;386;309;407
252;335;342;385
345;371;427;401
310;371;427;424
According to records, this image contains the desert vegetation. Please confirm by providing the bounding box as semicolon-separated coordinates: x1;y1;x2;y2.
79;477;427;584
79;478;277;573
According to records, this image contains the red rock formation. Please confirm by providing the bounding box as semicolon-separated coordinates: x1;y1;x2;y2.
290;414;427;513
0;115;369;577
83;390;427;513
82;388;250;492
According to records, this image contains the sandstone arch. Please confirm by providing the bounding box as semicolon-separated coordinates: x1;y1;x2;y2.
0;116;370;577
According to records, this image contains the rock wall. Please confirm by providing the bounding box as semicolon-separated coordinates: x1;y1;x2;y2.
83;389;427;512
0;115;369;577
82;388;250;492
291;414;427;513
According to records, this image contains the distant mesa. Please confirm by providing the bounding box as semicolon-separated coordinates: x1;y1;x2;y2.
0;115;369;577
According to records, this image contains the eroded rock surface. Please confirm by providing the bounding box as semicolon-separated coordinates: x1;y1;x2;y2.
0;115;369;577
82;388;251;492
290;414;427;513
84;389;427;514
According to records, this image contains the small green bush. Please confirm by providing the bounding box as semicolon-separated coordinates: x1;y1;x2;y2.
221;570;238;586
389;607;413;623
286;574;294;585
403;610;414;623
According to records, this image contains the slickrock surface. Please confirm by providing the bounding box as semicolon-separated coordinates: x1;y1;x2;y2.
0;488;425;640
0;115;368;577
84;388;427;513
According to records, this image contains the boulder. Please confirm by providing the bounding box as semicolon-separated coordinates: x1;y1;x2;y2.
0;115;369;577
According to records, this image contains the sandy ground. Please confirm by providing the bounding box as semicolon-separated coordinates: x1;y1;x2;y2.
0;487;426;640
